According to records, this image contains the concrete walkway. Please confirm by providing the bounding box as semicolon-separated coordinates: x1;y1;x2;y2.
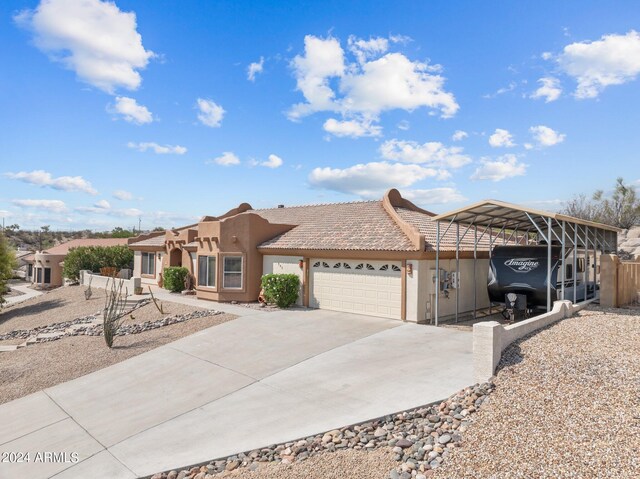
0;309;473;479
2;283;43;307
131;285;264;317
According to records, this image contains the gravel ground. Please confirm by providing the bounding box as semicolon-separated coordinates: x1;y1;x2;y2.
0;285;201;334
218;448;398;479
0;312;235;405
432;306;640;479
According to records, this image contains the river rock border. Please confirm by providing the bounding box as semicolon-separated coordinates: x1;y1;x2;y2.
0;301;222;344
149;382;494;479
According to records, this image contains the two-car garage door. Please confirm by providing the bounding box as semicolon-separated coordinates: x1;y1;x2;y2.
310;259;402;319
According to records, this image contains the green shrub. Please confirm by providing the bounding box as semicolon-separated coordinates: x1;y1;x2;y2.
163;266;189;292
62;245;133;282
261;273;300;308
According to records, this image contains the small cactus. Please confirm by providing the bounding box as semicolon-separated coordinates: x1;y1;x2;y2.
84;276;93;300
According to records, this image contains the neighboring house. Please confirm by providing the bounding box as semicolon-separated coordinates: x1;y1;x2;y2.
129;189;493;322
14;249;35;279
25;238;132;288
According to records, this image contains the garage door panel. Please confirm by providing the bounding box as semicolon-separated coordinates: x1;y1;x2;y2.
310;259;401;320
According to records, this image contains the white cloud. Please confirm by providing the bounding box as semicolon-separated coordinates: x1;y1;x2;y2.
289;35;345;119
5;169;97;195
308;161;439;198
397;120;410;131
339;52;458;117
488;128;515;148
196;98;225;127
529;125;566;147
483;82;516;99
401;187;467;205
94;199;110;209
471;155;527;181
111;96;153;124
379;139;471;169
451;130;468;141
207;152;240;166
127;141;187;154
15;0;154;93
247;56;264;81
347;35;389;64
288;34;458;135
556;30;640;99
323;117;382;138
113;189;133;200
12;199;67;213
76;204;142;216
530;77;562;102
261;154;283;169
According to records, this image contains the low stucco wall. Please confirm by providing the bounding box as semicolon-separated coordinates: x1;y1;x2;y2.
81;270;141;294
473;299;595;383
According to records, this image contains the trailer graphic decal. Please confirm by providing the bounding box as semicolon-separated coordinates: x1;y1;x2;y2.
504;258;540;273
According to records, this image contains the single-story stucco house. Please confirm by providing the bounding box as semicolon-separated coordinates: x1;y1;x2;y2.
129;189;493;323
25;238;132;288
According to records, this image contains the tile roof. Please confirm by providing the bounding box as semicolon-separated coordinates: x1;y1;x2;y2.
43;238;130;255
129;235;166;248
252;201;417;251
396;208;508;252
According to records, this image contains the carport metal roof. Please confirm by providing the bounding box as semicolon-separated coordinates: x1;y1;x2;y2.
429;200;620;326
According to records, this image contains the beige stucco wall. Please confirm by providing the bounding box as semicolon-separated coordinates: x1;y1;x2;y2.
262;255;304;306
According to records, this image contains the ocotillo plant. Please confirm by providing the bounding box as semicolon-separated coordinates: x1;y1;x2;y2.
148;286;165;314
103;277;129;348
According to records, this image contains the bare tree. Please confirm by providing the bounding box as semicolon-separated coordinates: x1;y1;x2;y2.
561;178;640;229
594;177;640;229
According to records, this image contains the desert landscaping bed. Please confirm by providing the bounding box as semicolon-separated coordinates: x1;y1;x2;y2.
0;286;236;404
431;305;640;479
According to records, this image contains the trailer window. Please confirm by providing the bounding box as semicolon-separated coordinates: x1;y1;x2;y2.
565;264;573;280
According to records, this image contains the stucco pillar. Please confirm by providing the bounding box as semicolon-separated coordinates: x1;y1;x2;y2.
473;321;502;384
599;254;619;308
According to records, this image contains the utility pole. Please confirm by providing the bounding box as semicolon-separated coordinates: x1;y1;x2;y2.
138;217;142;234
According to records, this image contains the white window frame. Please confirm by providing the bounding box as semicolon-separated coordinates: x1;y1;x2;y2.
222;255;243;290
198;255;217;288
141;252;156;276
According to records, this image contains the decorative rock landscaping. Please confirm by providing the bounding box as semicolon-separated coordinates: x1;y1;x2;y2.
0;298;222;349
148;382;494;479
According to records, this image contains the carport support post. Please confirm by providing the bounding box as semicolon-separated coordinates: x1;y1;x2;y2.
547;217;552;312
435;221;440;327
561;221;566;300
573;224;578;304
593;229;598;292
455;222;459;323
585;226;590;300
473;225;477;320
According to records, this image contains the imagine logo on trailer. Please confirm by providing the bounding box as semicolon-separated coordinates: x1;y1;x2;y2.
504;258;540;273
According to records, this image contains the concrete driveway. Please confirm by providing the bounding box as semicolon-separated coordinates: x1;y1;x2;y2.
0;308;473;479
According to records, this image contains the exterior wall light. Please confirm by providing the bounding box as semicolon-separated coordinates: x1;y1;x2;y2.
299;259;304;269
407;263;413;275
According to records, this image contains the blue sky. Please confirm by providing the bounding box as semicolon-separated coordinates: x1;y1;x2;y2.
1;0;639;231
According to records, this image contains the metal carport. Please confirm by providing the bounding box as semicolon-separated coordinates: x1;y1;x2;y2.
431;200;620;326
